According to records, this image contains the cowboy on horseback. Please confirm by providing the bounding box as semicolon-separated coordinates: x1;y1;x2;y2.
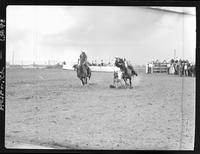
114;56;138;88
115;57;137;76
78;50;87;65
76;50;91;85
78;50;90;75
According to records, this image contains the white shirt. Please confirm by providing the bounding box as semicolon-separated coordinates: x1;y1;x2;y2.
124;60;128;68
184;64;188;70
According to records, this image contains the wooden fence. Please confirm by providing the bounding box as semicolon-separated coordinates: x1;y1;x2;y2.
147;60;169;73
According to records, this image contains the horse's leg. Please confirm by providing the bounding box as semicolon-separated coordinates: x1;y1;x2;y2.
88;69;91;79
113;79;117;88
82;77;86;85
123;78;126;85
119;79;123;87
123;78;128;88
89;71;91;80
115;80;118;88
88;73;91;80
85;77;87;84
129;78;133;88
81;78;85;85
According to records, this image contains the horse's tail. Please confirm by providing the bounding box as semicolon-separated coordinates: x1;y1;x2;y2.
132;69;138;76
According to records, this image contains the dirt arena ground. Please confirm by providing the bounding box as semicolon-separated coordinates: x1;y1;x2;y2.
5;68;195;150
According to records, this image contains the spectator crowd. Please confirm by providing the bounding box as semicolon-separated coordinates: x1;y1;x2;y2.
146;58;195;77
168;59;195;77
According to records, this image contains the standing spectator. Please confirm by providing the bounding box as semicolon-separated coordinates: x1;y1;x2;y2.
174;62;178;75
188;63;192;77
184;63;188;76
149;62;153;74
181;61;185;76
170;59;174;64
179;62;183;76
94;60;97;66
178;59;182;76
167;63;171;74
101;60;104;66
146;63;149;74
169;63;175;75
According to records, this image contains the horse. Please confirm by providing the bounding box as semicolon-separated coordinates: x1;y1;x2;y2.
115;59;138;88
73;64;91;85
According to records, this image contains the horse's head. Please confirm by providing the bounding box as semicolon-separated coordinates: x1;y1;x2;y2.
115;59;126;71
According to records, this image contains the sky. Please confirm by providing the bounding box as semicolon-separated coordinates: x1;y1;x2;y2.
6;6;196;65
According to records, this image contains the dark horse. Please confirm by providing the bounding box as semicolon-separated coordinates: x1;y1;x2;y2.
115;59;138;88
73;64;91;85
